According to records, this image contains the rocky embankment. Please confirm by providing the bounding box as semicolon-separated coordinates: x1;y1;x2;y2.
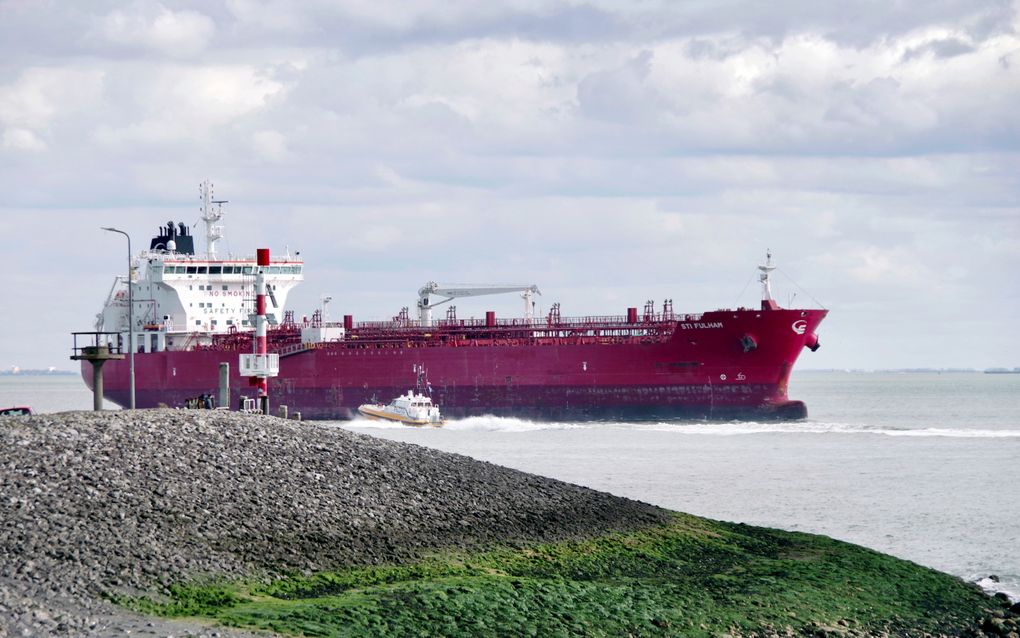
0;410;669;636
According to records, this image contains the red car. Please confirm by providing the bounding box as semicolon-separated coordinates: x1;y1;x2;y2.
0;406;32;416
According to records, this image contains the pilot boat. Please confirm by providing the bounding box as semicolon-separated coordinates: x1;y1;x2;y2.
357;390;445;426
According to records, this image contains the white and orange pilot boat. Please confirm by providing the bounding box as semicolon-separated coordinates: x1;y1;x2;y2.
357;390;445;427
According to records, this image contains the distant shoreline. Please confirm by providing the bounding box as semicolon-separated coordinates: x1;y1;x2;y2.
0;370;77;376
802;368;1019;374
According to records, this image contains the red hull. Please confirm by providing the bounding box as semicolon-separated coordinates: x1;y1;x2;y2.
83;307;826;421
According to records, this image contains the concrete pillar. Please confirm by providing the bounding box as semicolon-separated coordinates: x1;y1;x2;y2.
218;363;230;408
92;361;105;411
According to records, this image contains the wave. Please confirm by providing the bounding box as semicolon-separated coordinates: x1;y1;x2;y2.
342;417;1020;438
971;575;1020;604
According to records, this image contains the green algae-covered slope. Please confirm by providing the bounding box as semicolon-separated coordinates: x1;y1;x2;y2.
126;513;1015;638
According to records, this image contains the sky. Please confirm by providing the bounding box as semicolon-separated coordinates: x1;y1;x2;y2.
0;0;1018;372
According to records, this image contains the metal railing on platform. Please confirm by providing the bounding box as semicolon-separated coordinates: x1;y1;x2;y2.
70;332;125;358
351;312;693;333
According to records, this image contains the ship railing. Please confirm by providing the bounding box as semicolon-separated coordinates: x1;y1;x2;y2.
141;249;305;264
71;332;126;358
276;341;316;357
354;313;690;332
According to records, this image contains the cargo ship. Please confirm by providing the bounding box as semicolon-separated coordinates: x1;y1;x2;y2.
79;183;827;421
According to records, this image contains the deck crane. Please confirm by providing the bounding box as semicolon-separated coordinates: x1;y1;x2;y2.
417;282;541;326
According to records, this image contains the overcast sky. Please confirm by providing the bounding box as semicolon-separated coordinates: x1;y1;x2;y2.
1;0;1018;372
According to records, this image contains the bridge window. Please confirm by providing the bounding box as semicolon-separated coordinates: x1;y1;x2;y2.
186;266;197;274
209;266;222;274
242;266;253;275
196;266;207;274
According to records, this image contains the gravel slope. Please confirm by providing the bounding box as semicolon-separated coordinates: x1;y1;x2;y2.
0;410;669;636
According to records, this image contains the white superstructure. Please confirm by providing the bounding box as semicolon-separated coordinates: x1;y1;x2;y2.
95;183;303;353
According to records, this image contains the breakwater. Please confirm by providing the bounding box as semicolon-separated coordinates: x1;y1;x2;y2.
1;410;1016;637
0;410;666;636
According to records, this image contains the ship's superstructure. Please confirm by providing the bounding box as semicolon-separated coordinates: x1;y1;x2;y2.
82;186;827;421
96;182;303;353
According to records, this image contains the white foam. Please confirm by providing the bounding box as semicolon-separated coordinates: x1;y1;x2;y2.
318;417;400;431
443;416;584;433
972;575;1020;604
340;415;583;433
335;416;1020;438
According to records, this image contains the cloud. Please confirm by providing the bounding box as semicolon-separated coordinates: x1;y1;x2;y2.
903;36;976;60
577;50;657;121
91;64;285;153
0;67;105;130
95;2;216;57
2;128;46;152
251;129;291;162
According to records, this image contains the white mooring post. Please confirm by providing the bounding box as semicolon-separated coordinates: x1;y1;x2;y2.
218;362;229;408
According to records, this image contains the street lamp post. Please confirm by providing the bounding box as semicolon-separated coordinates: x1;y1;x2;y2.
101;227;136;409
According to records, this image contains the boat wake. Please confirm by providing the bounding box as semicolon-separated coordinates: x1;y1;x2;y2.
343;417;1020;438
445;416;586;432
636;422;1020;438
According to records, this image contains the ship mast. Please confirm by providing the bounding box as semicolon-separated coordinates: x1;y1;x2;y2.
758;250;779;310
199;180;227;259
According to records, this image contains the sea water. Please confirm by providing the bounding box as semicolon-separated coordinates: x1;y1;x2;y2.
4;372;1018;600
